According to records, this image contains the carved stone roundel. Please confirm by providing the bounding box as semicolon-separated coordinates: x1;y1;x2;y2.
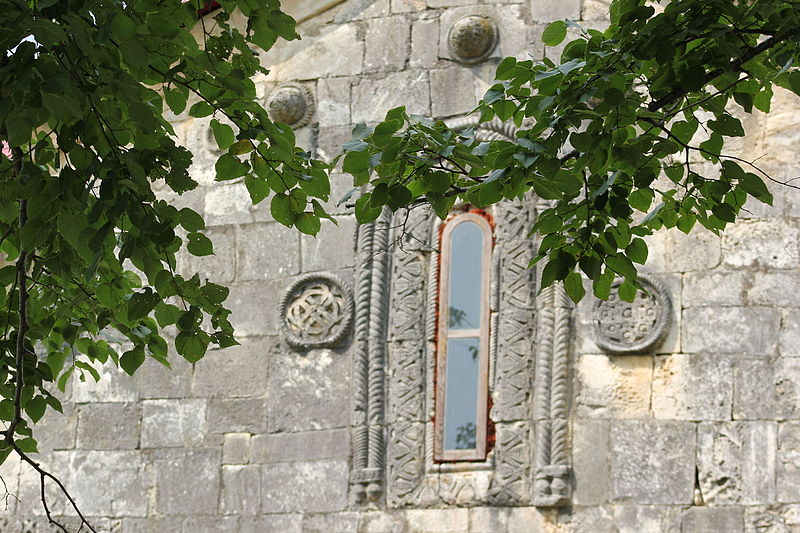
266;83;314;128
592;274;672;354
447;15;498;64
280;273;353;350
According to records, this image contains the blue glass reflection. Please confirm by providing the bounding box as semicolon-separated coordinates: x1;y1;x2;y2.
448;221;483;329
443;337;480;450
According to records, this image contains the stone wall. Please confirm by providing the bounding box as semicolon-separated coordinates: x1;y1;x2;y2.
2;0;800;531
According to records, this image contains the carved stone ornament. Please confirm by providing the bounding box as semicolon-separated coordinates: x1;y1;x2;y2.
280;273;353;350
447;15;498;65
266;82;315;128
593;274;672;354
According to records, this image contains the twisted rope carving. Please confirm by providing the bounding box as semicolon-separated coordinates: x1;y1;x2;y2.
352;222;374;476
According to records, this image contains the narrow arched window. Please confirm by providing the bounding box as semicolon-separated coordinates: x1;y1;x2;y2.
434;211;492;461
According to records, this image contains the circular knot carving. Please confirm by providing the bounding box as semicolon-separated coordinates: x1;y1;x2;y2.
592;274;672;354
447;15;498;64
266;83;314;128
280;273;353;350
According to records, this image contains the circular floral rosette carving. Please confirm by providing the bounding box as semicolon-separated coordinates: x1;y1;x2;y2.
280;273;353;350
447;15;498;65
265;82;315;128
592;274;672;354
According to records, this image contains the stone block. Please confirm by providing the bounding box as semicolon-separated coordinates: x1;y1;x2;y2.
261;460;348;513
572;419;609;504
610;420;695;504
177;225;236;284
390;0;426;13
302;512;360;533
76;403;140;450
208;398;267;434
530;0;580;22
63;450;148;517
267;23;364;80
239;514;302;533
427;0;473;7
192;338;272;398
406;509;469;533
778;422;800;502
410;18;440;69
221;465;260;515
364;16;410;72
683;307;780;355
683;270;748;307
155;448;221;515
666;227;722;272
122;516;184;533
723;219;800;269
134;357;193;399
358;511;408;533
236;222;301;280
652;353;733;421
352;71;431;124
267;349;351;432
70;361;138;403
556;506;613;533
223;432;250;464
141;399;207;448
36;403;78;451
734;358;800;420
747;270;800;307
334;0;390;22
183;516;240;532
204;182;252;226
316;125;355;165
250;429;349;463
583;0;612;21
506;507;551;533
697;421;777;505
317;77;352;127
469;506;509;533
575;355;652;418
431;68;477;118
782;310;800;356
301;215;357;271
227;280;284;337
613;506;671;533
681;507;744;533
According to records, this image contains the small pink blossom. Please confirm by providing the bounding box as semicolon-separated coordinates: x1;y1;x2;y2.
1;141;11;160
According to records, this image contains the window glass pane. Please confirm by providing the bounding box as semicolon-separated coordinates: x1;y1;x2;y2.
448;221;483;329
443;337;480;450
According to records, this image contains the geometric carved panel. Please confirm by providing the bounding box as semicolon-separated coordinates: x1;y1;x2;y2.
280;273;353;350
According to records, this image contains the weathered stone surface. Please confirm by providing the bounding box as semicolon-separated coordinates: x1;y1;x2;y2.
781;310;800;356
406;509;469;533
683;270;748;307
236;222;301;280
204;182;252;226
683;307;780;355
36;404;78;451
182;516;240;532
251;428;349;463
269;23;365;79
141;399;206;448
122;516;184;533
227;279;284;337
506;507;551;533
652;353;733;421
352;71;430;123
747;270;800;307
334;0;390;22
76;403;140;450
572;419;609;505
267;349;351;432
744;505;800;533
300;216;357;271
530;0;580;22
583;0;612;21
734;357;800;420
556;506;613;533
431;68;476;118
178;225;236;283
192;337;272;397
469;506;509;533
575;355;652;418
364;16;409;72
155;448;221;515
60;451;148;516
666;227;722;272
697;421;777;505
302;512;360;533
317;77;351;127
613;506;672;533
261;460;348;513
239;514;302;533
610;420;695;504
221;465;260;515
778;422;800;502
723;220;800;269
222;432;250;464
681;507;744;533
390;0;426;13
134;357;193;399
410;18;440;69
358;511;408;533
71;362;138;403
208;398;267;434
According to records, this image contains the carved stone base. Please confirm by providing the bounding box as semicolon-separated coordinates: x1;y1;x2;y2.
533;464;571;507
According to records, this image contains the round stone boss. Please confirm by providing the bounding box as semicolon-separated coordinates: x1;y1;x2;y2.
280;273;353;350
265;82;315;128
592;274;672;354
447;15;498;64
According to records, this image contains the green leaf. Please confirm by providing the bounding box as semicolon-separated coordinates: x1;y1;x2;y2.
295;213;321;236
541;20;567;46
708;114;745;137
128;289;160;320
740;173;773;205
271;194;295;226
179;208;206;232
120;347;146;376
211;119;236;150
175;330;210;363
617;281;637;302
245;175;270;205
343;149;371;175
564;272;586;304
625;238;648;265
215;154;248;181
16;437;38;453
187;232;214;256
25;397;47;424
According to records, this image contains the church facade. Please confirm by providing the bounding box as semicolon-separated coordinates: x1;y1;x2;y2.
2;0;800;531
